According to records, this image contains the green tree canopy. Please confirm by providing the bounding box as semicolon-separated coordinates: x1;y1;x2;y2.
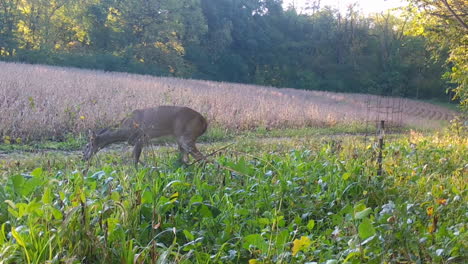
0;0;459;105
405;0;467;111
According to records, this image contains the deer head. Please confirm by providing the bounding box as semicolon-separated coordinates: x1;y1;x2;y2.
83;130;98;161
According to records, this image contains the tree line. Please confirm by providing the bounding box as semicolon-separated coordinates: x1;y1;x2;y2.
0;0;463;102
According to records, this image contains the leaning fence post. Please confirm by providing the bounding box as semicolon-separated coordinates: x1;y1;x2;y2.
377;120;385;176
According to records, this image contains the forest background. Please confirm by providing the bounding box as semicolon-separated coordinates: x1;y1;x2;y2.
0;0;466;107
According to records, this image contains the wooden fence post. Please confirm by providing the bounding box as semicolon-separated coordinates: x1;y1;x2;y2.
377;120;385;176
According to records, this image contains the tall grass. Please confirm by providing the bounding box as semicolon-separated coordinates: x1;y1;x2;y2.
0;62;457;140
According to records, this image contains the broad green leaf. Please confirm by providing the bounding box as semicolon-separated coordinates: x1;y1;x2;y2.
142;190;153;204
275;229;289;250
243;234;268;253
27;200;43;216
59;191;65;201
343;250;360;262
274;215;285;228
353;203;366;214
307;219;315;231
30;167;43;178
354;207;372;220
11;175;25;194
8;207;19;218
183;230;194;241
358;217;376;239
199;205;213;218
451;186;460;195
111;191;120;201
22;176;42;196
258;218;270;226
16;203;28;218
190;194;203;205
107;217;119;233
50;207;63;220
42;188;52;204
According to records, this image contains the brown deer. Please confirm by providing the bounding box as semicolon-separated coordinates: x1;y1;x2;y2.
83;106;207;166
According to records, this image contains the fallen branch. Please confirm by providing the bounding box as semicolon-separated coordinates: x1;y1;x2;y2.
188;142;235;166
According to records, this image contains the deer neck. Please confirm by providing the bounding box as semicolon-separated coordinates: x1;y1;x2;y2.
95;128;132;149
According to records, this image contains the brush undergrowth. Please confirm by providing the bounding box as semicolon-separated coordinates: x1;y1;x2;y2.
0;130;466;263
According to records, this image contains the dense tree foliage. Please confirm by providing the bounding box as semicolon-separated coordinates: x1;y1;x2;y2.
405;0;467;111
0;0;458;102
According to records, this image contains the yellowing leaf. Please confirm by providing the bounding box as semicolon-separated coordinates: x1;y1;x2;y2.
11;227;26;247
170;192;179;202
426;206;434;216
292;236;311;256
342;172;351;180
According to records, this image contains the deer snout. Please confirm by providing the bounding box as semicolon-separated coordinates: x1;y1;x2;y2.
82;151;90;161
82;144;93;161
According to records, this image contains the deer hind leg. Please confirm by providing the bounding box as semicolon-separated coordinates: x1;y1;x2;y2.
178;136;204;161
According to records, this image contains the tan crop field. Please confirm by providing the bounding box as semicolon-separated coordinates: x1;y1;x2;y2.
0;61;458;140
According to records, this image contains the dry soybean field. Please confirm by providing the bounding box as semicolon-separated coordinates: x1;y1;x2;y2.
0;62;457;141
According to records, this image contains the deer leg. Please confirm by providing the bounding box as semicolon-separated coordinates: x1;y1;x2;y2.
178;144;189;164
133;138;144;167
190;145;204;161
178;136;204;161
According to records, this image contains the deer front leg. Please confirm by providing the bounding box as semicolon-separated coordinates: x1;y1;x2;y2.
190;145;204;161
178;144;190;164
132;138;144;168
178;136;204;162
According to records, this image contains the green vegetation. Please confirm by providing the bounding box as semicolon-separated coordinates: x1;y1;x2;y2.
0;129;466;263
1;0;465;103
